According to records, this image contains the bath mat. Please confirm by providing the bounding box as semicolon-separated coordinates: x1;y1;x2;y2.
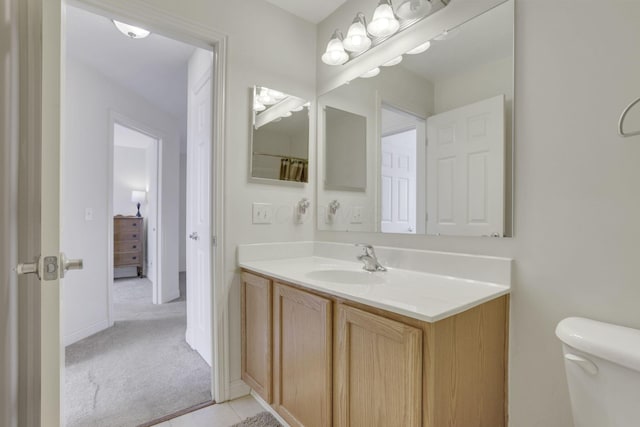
231;411;282;427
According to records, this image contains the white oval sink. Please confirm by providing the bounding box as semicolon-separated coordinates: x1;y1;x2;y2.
305;269;385;285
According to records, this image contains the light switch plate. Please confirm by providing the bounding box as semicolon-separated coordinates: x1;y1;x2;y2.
252;203;273;224
350;206;364;224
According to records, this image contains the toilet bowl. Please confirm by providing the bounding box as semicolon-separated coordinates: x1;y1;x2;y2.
556;317;640;427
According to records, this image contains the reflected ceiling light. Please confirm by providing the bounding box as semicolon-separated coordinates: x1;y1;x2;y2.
396;0;432;20
406;41;431;55
270;89;286;100
281;111;293;118
360;67;380;78
343;13;372;53
367;0;400;38
291;105;304;112
321;30;349;66
112;20;150;39
382;56;403;66
253;101;266;112
257;87;277;105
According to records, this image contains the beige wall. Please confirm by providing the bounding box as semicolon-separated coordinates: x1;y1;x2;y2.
316;1;640;425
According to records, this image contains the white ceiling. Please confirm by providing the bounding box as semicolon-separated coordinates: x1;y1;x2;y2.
264;0;349;23
65;5;196;120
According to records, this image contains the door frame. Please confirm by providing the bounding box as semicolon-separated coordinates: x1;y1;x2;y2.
24;0;230;422
107;112;163;315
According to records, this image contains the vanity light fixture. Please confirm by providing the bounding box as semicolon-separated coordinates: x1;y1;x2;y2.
406;40;431;55
321;30;350;66
382;55;403;66
257;87;277;105
396;0;432;20
367;0;400;38
434;28;459;41
112;20;150;39
360;67;381;78
343;13;372;53
253;100;266;112
321;0;446;67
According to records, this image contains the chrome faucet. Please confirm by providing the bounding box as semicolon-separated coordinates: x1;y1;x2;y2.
355;243;386;272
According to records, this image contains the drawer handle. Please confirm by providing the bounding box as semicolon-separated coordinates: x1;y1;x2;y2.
132;234;137;238
132;256;137;260
133;223;137;227
132;245;137;249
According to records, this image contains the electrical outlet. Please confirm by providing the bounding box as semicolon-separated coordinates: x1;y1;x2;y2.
85;208;94;221
350;206;363;224
252;203;273;224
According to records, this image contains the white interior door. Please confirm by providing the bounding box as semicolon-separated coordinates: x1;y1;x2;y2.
186;49;213;366
426;95;505;236
381;129;417;234
145;140;159;300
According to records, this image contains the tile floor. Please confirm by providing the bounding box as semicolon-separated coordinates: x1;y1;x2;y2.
156;395;266;427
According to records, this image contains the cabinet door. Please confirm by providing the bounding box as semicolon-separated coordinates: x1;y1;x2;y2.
273;283;332;427
241;272;272;402
335;304;422;427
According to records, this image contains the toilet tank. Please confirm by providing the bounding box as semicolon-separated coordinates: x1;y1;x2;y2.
556;317;640;427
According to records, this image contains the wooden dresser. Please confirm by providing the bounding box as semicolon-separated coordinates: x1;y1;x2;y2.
114;216;144;277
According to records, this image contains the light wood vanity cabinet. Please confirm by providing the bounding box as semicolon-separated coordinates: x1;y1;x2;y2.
241;269;508;427
273;283;332;427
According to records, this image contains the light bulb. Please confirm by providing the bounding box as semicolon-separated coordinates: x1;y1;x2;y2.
360;67;380;78
322;30;349;66
257;87;276;105
396;0;432;20
253;101;265;112
367;1;399;38
382;56;403;67
343;13;371;53
406;41;431;55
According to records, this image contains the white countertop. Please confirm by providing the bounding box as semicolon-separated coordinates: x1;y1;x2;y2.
239;256;510;323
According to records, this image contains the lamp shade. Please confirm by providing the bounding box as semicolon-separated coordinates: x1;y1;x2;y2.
343;13;371;53
322;30;349;66
367;0;399;38
112;20;150;39
131;190;147;204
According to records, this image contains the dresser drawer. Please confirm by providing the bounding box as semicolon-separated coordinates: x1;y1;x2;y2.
114;218;143;233
114;252;142;266
115;240;141;253
115;231;142;242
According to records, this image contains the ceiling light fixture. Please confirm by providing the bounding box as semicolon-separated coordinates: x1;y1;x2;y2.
382;56;403;66
112;20;150;39
367;0;400;38
321;30;349;66
343;13;372;53
396;0;432;20
406;40;431;55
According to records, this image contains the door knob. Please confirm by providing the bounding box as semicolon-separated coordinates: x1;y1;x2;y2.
189;232;199;241
15;258;40;278
60;253;83;278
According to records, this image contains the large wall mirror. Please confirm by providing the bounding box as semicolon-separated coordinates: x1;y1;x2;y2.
250;86;310;183
317;0;514;236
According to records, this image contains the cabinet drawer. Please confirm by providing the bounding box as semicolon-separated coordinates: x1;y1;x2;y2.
114;218;143;233
115;240;141;253
114;252;142;266
115;231;142;242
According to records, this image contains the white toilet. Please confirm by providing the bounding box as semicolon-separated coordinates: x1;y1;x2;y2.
556;317;640;427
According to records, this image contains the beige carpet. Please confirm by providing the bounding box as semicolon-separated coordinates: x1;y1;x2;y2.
64;274;211;427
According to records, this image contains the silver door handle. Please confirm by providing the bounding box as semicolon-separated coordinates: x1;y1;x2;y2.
189;232;199;241
16;259;40;278
60;253;83;278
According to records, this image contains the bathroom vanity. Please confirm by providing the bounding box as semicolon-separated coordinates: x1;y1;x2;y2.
239;243;511;427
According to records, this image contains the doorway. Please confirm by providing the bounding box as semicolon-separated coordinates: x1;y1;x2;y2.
380;104;426;234
60;4;218;426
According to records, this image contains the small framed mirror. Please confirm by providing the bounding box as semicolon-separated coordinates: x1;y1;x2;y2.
250;86;310;183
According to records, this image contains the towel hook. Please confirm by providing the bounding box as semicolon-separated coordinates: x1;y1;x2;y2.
618;96;640;138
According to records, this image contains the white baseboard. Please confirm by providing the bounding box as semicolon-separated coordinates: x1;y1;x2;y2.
229;379;251;401
64;319;110;346
250;390;290;427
